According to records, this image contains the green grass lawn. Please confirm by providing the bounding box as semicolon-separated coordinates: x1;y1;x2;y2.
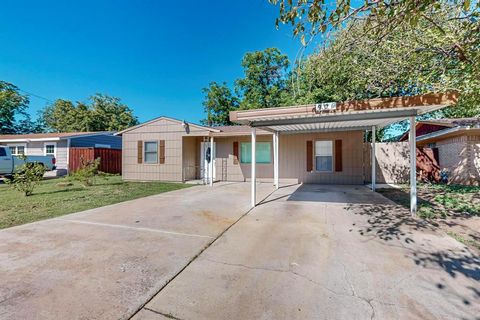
0;176;191;229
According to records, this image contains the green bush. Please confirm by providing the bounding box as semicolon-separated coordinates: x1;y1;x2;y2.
69;156;104;187
7;158;46;196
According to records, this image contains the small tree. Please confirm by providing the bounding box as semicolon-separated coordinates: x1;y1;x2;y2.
70;156;102;187
7;156;46;196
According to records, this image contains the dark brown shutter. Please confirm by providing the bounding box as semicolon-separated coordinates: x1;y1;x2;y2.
306;141;313;172
233;141;239;164
335;140;342;172
159;140;165;164
137;141;143;164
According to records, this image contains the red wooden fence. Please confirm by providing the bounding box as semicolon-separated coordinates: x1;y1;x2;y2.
69;148;122;174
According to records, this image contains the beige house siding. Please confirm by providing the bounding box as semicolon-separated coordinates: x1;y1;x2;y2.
364;142;410;184
121;117;365;185
214;131;364;184
122;118;210;181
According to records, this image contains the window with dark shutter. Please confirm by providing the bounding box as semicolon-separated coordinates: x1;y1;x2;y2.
137;141;143;164
159;140;165;164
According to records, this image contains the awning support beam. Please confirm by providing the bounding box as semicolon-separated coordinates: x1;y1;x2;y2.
371;126;376;191
209;136;214;186
409;116;417;216
273;131;279;189
251;127;256;208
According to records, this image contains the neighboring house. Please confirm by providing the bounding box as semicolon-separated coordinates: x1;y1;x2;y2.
400;118;480;185
0;132;121;175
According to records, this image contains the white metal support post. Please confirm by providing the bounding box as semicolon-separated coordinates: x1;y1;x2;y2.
209;136;214;186
251;127;256;208
273;131;279;189
409;116;417;216
371;126;376;191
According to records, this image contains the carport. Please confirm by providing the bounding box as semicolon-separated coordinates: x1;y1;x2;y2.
230;92;459;215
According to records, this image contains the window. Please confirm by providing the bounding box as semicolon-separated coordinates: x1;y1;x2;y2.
240;142;271;164
8;145;26;155
44;143;56;156
0;148;6;157
315;141;333;172
144;141;158;164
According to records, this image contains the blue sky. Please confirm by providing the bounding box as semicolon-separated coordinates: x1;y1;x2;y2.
0;0;310;124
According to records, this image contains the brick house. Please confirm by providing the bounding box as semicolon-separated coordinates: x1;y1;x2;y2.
400;118;480;185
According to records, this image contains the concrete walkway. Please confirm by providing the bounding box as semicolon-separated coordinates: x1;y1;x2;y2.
1;183;478;320
136;184;480;320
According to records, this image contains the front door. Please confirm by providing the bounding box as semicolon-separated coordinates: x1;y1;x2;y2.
200;142;216;183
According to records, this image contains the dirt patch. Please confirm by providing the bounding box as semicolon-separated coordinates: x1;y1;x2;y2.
198;210;236;227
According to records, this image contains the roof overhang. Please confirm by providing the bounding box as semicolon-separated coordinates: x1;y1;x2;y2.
116;116;220;135
230;92;458;133
0;132;115;143
417;126;480;144
0;137;61;142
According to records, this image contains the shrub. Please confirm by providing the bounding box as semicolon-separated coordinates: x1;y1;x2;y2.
70;156;103;187
7;158;46;196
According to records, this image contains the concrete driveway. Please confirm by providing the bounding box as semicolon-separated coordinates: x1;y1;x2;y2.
136;184;480;320
1;183;479;320
0;182;273;320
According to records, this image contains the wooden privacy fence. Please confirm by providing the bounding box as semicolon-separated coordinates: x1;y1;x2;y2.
69;148;122;174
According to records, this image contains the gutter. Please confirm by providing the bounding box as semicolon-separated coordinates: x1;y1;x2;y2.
416;126;479;141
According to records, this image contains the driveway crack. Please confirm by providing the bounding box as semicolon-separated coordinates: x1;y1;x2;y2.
341;262;376;320
204;257;357;298
144;307;183;320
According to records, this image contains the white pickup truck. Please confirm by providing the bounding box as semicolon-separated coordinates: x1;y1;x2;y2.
0;145;56;178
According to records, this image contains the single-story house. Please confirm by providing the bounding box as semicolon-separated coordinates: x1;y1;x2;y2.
117;92;458;215
399;117;480;185
0;132;121;175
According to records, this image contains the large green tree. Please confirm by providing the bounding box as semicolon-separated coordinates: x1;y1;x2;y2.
201;48;292;124
89;94;138;131
0;81;30;134
201;82;239;126
271;0;480;116
41;94;138;132
235;47;292;109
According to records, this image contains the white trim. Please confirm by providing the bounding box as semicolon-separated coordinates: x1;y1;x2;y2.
6;143;27;155
144;141;159;164
209;137;214;186
409;116;417;216
0;137;61;142
416;126;475;141
273;131;279;189
0;132;115;143
314;140;334;172
371;126;376;191
251;128;256;208
43;141;57;157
